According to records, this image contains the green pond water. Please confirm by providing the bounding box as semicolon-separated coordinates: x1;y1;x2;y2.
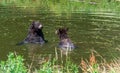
0;6;120;67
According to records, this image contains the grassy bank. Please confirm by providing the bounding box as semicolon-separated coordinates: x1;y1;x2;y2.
0;0;120;13
0;51;120;73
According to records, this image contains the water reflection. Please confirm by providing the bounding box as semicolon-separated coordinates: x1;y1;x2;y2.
26;44;46;68
27;44;39;58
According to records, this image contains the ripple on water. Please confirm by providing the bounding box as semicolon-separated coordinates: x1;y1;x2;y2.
0;8;120;65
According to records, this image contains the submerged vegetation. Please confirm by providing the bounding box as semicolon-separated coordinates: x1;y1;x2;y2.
0;51;120;73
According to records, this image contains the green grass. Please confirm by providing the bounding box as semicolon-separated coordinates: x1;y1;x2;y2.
0;51;79;73
0;0;120;14
80;51;120;73
0;50;120;73
0;52;27;73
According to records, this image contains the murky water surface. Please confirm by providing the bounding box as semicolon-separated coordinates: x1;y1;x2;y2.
0;6;120;66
